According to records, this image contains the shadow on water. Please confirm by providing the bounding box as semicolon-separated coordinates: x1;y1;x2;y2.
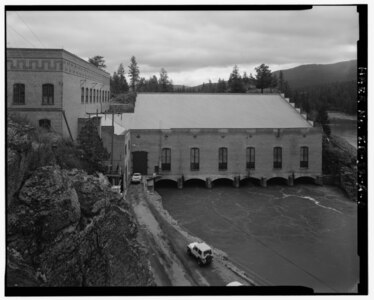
267;177;288;186
294;177;316;185
155;179;178;189
184;179;206;188
212;178;233;188
240;177;261;187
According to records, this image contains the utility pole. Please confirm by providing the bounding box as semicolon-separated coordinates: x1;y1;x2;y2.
111;112;114;172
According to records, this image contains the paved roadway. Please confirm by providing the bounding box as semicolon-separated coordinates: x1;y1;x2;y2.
128;182;253;287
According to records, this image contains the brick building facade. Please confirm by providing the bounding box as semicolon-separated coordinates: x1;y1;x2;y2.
7;48;111;140
127;93;323;188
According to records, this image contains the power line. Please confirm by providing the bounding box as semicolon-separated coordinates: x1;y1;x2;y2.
7;25;36;48
15;12;45;48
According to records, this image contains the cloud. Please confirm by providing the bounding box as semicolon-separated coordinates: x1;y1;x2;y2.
6;6;358;86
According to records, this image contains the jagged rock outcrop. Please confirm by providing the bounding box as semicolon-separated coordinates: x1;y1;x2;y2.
7;166;154;287
323;135;357;201
7;117;34;207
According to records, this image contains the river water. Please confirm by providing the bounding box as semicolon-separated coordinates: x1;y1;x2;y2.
158;182;359;293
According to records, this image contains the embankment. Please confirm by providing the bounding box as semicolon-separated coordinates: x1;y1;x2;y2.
323;135;357;201
7;116;154;287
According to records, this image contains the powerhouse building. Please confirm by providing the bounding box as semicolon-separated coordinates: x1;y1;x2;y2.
7;48;111;140
6;47;323;189
126;93;322;187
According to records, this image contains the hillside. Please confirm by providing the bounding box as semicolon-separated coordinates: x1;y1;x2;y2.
7;116;154;288
274;60;357;90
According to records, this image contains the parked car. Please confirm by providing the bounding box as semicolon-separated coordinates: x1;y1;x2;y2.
131;173;142;183
186;242;213;266
111;185;121;194
226;281;244;286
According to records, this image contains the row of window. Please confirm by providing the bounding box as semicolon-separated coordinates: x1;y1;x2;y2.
13;83;54;105
12;83;109;105
161;146;309;171
81;87;110;104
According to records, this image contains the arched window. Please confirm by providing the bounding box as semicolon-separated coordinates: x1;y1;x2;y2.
39;119;51;130
273;147;282;169
161;148;171;171
246;147;255;169
190;148;199;171
218;147;228;170
42;84;54;105
13;83;25;105
300;146;309;168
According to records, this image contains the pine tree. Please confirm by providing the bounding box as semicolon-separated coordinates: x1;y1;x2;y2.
128;56;140;92
78;118;109;173
88;55;106;69
159;68;172;92
228;65;245;93
110;72;120;95
217;78;227;93
149;75;159;92
117;63;129;93
278;71;285;93
254;64;275;93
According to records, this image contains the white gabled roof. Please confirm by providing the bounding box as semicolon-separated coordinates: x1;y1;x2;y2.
127;93;312;130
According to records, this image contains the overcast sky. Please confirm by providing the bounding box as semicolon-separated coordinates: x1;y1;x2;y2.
6;6;358;86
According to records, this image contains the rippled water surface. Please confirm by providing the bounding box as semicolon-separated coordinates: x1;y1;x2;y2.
159;182;359;293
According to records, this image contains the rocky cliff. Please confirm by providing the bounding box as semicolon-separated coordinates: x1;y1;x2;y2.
323;135;357;202
7;116;154;287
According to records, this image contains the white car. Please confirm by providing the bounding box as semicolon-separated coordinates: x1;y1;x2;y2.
131;173;142;183
187;242;213;266
111;185;121;193
226;281;244;286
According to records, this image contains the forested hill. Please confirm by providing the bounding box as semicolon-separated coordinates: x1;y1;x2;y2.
274;60;357;90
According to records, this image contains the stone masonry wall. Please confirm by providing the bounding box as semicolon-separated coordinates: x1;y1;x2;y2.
130;128;322;181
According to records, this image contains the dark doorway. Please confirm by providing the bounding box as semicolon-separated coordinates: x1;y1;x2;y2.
132;151;148;175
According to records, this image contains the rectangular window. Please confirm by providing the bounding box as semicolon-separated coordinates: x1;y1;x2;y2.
85;88;88;103
81;87;84;103
13;83;25;105
42;84;54;105
190;148;199;171
90;88;92;103
246;147;255;169
273;147;282;169
161;148;171;171
39;119;51;130
99;90;101;103
300;146;309;168
218;147;228;170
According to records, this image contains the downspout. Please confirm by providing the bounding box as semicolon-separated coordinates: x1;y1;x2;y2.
61;110;74;141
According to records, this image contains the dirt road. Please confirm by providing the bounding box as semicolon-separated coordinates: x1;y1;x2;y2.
127;182;254;286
